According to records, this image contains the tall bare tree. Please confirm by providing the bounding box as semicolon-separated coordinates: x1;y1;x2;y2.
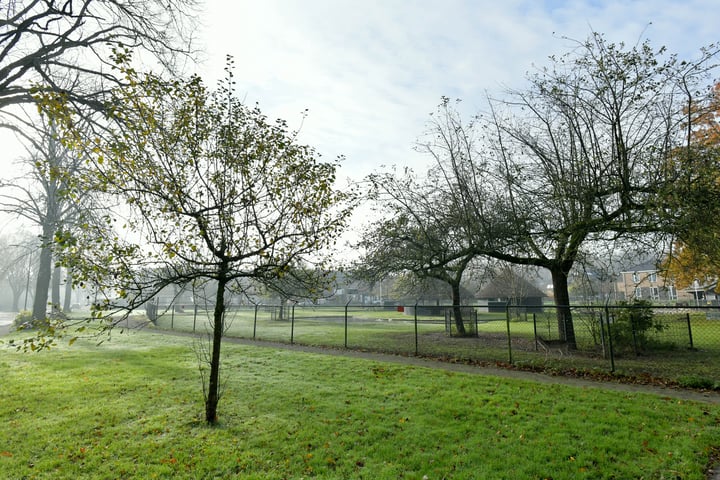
390;34;719;348
0;232;37;311
1;0;197;321
0;119;95;321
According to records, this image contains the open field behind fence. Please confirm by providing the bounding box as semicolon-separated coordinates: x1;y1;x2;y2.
148;303;720;387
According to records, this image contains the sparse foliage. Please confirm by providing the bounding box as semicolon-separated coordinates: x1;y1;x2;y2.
411;34;719;348
47;58;354;423
356;165;480;335
0;0;196;116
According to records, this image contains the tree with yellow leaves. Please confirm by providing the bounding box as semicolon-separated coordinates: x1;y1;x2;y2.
662;81;720;291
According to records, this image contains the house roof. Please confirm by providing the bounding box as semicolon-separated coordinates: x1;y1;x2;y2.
620;261;659;274
477;274;545;299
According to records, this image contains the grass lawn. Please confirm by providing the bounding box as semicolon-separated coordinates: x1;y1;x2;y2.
2;329;718;479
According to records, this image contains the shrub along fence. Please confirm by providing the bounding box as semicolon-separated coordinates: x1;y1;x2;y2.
149;301;720;387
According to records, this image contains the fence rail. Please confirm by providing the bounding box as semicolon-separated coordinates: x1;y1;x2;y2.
148;302;720;388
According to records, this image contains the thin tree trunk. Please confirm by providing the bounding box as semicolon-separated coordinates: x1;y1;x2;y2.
51;264;61;315
11;289;21;312
451;281;466;335
63;271;73;313
205;267;228;424
32;224;54;322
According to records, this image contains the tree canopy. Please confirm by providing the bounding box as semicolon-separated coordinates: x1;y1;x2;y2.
661;81;720;289
42;59;355;422
361;33;720;348
0;0;196;114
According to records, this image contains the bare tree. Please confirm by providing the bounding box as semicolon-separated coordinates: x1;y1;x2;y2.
0;232;36;311
0;0;196;116
356;166;481;335
410;34;719;348
1;0;196;321
0;119;103;321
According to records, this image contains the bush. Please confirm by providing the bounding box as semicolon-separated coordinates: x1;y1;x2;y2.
13;310;33;328
610;300;666;353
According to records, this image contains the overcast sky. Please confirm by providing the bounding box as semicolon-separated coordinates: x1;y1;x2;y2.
0;0;718;234
195;0;720;183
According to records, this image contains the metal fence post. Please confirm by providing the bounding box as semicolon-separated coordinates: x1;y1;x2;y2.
505;302;513;364
414;302;419;356
290;302;296;344
344;300;351;349
533;312;538;351
475;309;479;338
686;312;694;349
253;303;260;340
171;302;175;330
604;303;615;373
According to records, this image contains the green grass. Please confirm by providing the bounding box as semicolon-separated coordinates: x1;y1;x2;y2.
1;330;719;479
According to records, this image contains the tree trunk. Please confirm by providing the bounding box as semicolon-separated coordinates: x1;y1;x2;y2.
11;288;21;312
450;281;466;335
51;264;61;316
205;269;227;424
278;298;286;321
63;271;73;313
550;267;577;349
32;224;54;322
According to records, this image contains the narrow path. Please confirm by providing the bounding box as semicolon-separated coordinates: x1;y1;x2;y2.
0;311;15;337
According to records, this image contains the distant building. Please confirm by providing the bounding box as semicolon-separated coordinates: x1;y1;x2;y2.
616;262;718;305
476;273;546;313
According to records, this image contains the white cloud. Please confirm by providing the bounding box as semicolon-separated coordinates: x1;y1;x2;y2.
196;0;720;184
2;0;718;197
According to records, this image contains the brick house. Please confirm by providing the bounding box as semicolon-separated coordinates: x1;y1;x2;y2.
616;262;718;305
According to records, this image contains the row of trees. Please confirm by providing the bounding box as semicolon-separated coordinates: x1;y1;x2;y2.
355;34;720;349
0;0;199;325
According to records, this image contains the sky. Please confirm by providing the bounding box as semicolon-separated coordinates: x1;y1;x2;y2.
1;0;719;234
195;0;720;184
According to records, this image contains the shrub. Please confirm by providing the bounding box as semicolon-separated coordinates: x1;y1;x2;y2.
610;300;666;353
13;310;33;329
13;310;53;330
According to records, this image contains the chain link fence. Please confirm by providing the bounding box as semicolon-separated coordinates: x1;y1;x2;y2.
148;301;720;387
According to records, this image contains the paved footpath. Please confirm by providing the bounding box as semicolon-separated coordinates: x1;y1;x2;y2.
0;311;14;337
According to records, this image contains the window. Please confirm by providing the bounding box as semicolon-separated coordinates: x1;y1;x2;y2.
635;287;642;298
649;272;657;283
668;286;677;300
650;287;659;299
632;272;639;283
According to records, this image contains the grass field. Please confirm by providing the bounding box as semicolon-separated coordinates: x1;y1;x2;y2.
1;329;719;479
